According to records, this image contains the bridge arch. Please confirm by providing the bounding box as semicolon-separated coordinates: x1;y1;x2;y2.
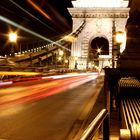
89;35;109;55
87;35;110;70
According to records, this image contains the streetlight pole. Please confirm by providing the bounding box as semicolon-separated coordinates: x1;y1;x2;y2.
64;59;68;68
11;43;15;57
9;32;17;57
59;50;64;68
115;31;124;68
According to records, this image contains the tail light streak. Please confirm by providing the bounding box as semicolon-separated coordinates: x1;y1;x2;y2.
0;73;99;107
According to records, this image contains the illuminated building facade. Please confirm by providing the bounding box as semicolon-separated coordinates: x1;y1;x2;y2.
68;0;129;70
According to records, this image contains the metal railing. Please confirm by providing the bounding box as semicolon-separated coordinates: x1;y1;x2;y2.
121;99;140;128
120;99;140;140
120;123;140;140
80;109;109;140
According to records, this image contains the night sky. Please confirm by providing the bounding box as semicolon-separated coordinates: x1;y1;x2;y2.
0;0;73;55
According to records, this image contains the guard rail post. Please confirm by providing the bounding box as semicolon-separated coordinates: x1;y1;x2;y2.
103;114;109;140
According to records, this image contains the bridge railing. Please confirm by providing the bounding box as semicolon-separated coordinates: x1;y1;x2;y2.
115;77;140;140
8;20;86;66
119;80;140;140
80;109;109;140
120;123;140;140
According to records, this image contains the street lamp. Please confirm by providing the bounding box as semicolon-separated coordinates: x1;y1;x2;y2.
58;50;64;68
63;35;76;42
97;48;101;54
9;32;17;57
58;56;62;61
65;59;68;63
59;50;64;56
114;31;125;67
64;59;68;68
115;31;124;45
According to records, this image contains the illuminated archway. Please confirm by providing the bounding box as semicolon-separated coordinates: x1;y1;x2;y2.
89;37;109;57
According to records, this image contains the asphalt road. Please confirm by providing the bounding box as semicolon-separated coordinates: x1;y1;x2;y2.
0;73;104;140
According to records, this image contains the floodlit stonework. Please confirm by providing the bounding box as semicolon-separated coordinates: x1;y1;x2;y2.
68;0;129;70
72;0;128;8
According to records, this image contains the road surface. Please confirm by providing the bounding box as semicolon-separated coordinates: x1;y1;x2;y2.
0;73;104;140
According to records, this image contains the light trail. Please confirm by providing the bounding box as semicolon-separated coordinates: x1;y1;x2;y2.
0;73;99;107
0;72;99;86
8;0;59;34
0;16;71;52
27;0;52;20
42;72;99;79
0;81;13;86
0;71;41;76
0;71;41;86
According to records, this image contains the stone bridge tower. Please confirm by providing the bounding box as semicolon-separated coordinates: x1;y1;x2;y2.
68;0;129;70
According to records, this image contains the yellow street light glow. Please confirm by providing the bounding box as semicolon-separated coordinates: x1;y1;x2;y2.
9;32;17;42
97;48;101;53
115;32;124;44
63;35;76;42
65;60;68;63
59;50;64;56
75;56;78;60
58;57;62;61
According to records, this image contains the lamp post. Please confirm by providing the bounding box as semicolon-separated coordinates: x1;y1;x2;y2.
59;50;64;56
64;59;68;68
58;56;62;61
114;31;124;67
9;32;17;57
59;50;64;68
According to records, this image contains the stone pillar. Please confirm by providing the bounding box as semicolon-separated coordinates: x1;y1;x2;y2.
119;0;140;68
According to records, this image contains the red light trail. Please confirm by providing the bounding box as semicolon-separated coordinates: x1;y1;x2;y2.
0;73;99;109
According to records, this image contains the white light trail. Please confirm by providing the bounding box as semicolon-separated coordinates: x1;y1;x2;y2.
0;16;71;52
8;0;59;34
0;81;13;86
42;72;99;79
